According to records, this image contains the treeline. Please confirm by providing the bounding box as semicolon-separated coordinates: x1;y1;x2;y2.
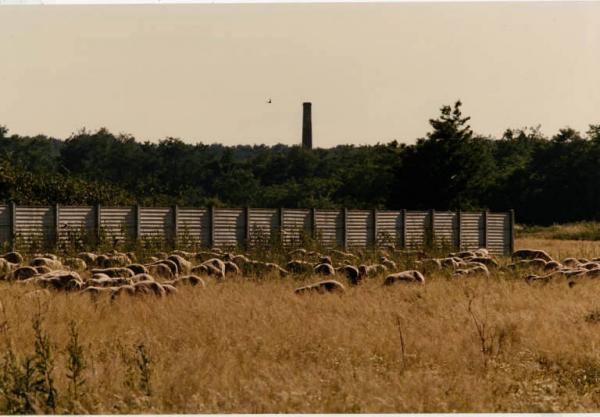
1;101;599;225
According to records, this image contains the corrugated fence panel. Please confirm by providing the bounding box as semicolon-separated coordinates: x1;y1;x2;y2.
213;208;244;247
140;207;173;240
282;209;311;246
0;205;9;247
487;212;509;255
248;209;278;245
376;210;402;247
58;206;94;241
405;211;430;249
177;208;210;246
434;211;457;248
101;207;135;241
347;210;373;248
460;212;484;250
15;206;54;246
315;209;343;247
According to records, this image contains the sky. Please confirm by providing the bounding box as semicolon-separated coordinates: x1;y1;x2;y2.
0;2;599;147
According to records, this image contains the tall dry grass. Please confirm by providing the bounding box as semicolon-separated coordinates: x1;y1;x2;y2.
1;238;600;412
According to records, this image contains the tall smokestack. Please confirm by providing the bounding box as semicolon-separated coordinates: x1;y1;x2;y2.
302;102;312;149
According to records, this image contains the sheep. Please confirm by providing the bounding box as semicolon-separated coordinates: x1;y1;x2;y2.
231;255;250;267
146;263;173;280
201;258;226;275
469;257;499;268
162;284;178;296
30;257;63;270
130;273;156;283
10;266;38;281
38;271;83;291
133;280;166;297
224;261;241;275
126;264;149;275
336;265;361;285
111;285;137;299
314;263;336;276
91;267;134;278
330;250;359;261
77;252;97;265
34;266;52;275
0;259;16;279
544;261;562;272
380;257;397;271
383;270;425;285
294;279;346;295
168;275;206;288
512;249;553;262
63;257;87;271
286;260;313;274
170;250;195;260
562;258;580;268
319;256;333;265
151;259;179;276
167;254;192;275
358;264;388;278
1;252;23;265
195;251;223;262
453;265;490;277
98;253;131;268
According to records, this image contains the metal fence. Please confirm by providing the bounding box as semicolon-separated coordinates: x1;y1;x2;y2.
0;204;515;255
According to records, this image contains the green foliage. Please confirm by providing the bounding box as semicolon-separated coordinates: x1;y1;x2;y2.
2;100;600;225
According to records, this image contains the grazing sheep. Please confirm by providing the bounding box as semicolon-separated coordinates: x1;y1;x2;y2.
314;263;336;276
562;258;580;268
358;264;388;278
453;265;490;277
0;259;16;278
2;252;23;265
111;285;136;299
231;255;250;267
126;264;149;275
130;273;156;283
134;280;166;297
11;266;38;281
151;259;179;276
171;250;195;260
294;279;346;295
224;261;241;275
202;258;226;275
380;257;397;271
30;258;63;270
147;263;173;280
512;249;553;262
286;260;313;274
34;266;52;274
168;275;206;288
91;267;134;278
167;254;192;275
77;252;97;265
99;254;131;268
162;284;178;296
469;257;499;268
330;250;359;261
544;261;562;272
336;265;361;285
383;270;425;285
63;257;87;271
418;258;442;271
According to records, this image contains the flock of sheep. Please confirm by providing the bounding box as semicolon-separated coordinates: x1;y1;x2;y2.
0;246;587;299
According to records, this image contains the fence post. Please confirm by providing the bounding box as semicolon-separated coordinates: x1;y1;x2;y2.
372;208;378;249
429;209;435;248
310;208;316;240
209;206;215;248
9;201;16;252
508;209;515;255
278;207;284;246
456;210;462;251
95;204;101;247
172;205;178;248
342;208;348;250
53;203;60;248
135;204;141;242
482;209;489;249
244;207;250;251
401;209;407;249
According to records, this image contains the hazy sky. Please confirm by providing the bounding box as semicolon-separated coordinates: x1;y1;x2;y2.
0;2;599;147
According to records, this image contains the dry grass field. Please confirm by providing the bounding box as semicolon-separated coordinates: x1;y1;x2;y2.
1;237;600;413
